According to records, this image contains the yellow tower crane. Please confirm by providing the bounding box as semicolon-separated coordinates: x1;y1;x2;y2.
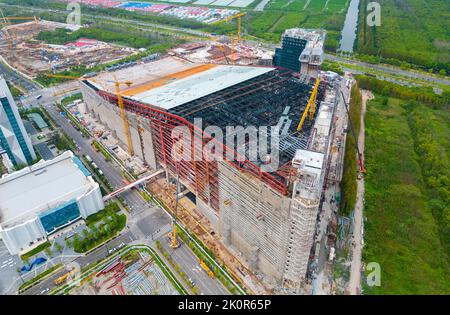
110;75;134;156
211;12;247;44
230;34;235;65
45;74;134;156
208;35;230;64
3;16;38;22
296;78;321;132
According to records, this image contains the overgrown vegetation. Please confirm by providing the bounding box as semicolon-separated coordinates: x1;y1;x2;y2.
321;59;344;75
355;75;450;109
37;27;154;49
340;84;362;216
362;94;449;294
405;102;450;259
356;0;450;74
60;93;82;106
4;0;347;52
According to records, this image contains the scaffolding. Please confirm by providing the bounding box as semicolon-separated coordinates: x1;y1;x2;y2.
87;69;324;212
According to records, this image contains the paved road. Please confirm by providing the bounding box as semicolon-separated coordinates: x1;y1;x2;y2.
325;54;450;87
23;232;132;295
347;89;370;295
158;237;229;295
0;61;39;92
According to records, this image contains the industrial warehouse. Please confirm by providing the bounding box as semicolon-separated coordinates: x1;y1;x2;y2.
79;30;337;293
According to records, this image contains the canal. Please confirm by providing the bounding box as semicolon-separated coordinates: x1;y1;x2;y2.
339;0;360;53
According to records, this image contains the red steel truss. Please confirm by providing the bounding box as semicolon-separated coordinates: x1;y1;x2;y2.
97;90;289;212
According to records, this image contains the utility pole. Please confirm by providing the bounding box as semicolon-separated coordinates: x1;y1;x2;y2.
170;161;181;249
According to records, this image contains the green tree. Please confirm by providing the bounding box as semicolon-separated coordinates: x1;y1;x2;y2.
55;243;63;253
44;247;52;258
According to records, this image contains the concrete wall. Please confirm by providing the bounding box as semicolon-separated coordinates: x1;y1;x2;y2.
0;217;46;255
218;161;292;290
0;184;104;255
196;197;219;232
80;82;157;169
77;184;104;218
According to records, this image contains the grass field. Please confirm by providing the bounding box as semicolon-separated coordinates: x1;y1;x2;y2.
267;0;291;10
362;95;450;294
306;0;327;12
284;0;307;11
325;0;348;13
245;0;347;51
270;12;308;33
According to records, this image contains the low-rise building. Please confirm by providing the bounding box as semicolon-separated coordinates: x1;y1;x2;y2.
0;150;104;255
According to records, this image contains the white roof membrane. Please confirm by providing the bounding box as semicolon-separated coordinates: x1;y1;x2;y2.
131;65;274;110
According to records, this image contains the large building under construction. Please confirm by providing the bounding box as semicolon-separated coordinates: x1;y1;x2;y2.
80;55;338;294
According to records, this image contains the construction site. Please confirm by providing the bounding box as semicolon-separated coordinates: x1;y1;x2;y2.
69;249;180;295
0;20;136;78
168;40;273;66
75;23;340;293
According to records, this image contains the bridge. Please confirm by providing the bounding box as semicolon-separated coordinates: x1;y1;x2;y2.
103;169;164;201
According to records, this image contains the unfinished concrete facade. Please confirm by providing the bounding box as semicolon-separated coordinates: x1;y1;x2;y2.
80;58;337;293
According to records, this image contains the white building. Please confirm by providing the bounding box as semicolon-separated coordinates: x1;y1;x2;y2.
0;151;104;255
0;77;36;167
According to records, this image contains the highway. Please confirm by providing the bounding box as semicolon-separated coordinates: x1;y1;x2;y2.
0;60;39;92
23;233;132;295
158;238;229;295
325;54;450;87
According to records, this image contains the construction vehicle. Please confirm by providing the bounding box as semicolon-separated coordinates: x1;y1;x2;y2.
54;268;77;286
91;140;99;152
199;259;215;278
296;78;321;132
340;90;366;178
45;74;134;156
211;12;247;44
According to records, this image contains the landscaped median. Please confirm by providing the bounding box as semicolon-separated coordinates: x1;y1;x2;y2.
18;264;63;294
20;241;51;262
